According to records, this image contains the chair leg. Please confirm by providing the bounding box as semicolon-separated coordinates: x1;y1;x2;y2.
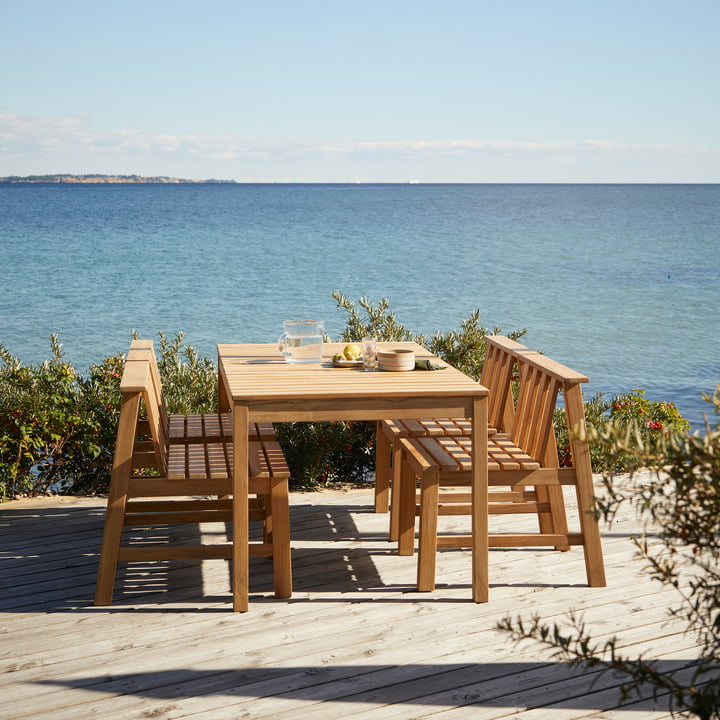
270;478;292;598
536;441;570;551
546;485;571;550
397;457;418;556
259;494;272;543
232;406;251;613
564;386;606;587
388;440;404;542
535;485;571;551
374;421;391;513
94;392;140;606
94;493;127;605
574;478;607;586
417;465;440;591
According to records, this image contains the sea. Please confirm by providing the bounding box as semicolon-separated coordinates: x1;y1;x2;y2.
1;183;718;429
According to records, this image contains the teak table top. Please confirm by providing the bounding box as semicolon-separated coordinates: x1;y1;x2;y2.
217;342;487;421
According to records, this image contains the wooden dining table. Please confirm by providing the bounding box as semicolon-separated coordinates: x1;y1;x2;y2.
217;341;489;611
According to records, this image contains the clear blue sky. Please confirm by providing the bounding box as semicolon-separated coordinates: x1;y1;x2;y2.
2;0;718;182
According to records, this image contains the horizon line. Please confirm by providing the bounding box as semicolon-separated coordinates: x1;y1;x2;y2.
2;176;718;186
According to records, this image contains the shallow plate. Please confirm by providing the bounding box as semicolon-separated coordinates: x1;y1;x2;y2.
331;358;363;368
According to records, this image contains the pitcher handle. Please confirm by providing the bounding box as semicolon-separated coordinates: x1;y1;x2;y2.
278;332;289;359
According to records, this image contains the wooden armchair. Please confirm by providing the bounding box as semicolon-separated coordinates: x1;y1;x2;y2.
398;349;606;593
94;340;291;607
376;335;569;544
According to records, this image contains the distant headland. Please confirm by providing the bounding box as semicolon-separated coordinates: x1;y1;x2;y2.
0;174;236;184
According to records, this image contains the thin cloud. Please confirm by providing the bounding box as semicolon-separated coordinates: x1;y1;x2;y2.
317;138;702;155
0;111;706;164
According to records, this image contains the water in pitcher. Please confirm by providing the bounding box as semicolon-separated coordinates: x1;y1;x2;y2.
282;334;323;363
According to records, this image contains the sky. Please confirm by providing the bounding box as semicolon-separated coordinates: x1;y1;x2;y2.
1;0;718;183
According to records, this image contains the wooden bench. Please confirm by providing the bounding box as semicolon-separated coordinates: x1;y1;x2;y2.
399;348;606;592
94;340;292;607
375;335;570;545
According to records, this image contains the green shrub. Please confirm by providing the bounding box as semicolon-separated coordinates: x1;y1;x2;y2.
331;291;528;382
608;388;690;434
498;387;720;719
425;311;526;382
274;421;376;490
0;296;693;498
333;292;418;344
152;331;217;414
0;332;218;500
0;336;123;500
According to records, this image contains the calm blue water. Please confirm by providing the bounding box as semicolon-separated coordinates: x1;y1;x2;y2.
1;183;718;429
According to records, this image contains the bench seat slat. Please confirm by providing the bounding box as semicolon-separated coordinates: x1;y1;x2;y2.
408;435;542;474
168;413;276;444
166;440;288;481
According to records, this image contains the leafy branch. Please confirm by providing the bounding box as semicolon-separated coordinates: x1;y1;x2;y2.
498;388;720;719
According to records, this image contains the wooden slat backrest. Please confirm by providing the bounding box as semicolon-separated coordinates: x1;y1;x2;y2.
122;340;169;475
511;351;588;466
128;340;170;449
481;335;532;431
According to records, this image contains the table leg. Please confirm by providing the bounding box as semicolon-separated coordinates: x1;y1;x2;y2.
374;421;390;513
472;395;489;603
232;404;250;611
397;449;416;556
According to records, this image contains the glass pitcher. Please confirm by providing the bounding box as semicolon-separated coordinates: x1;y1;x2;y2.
278;319;324;363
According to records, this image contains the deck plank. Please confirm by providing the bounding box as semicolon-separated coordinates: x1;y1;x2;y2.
0;477;706;720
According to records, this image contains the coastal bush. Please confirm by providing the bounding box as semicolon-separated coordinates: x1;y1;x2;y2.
274;421;376;490
0;332;218;499
0;299;693;498
152;331;217;414
0;336;122;500
333;292;418;345
498;387;720;719
331;291;528;381
556;388;691;473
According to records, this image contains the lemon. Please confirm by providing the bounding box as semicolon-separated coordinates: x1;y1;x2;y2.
343;344;362;360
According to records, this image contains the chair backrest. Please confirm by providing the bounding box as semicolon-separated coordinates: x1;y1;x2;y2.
480;335;534;432
120;339;169;475
510;350;589;467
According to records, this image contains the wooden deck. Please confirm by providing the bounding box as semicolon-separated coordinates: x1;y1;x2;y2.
0;477;700;719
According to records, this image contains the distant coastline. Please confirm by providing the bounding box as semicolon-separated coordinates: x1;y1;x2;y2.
0;174;236;184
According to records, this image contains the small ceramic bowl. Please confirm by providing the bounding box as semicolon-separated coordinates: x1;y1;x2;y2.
377;348;415;372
